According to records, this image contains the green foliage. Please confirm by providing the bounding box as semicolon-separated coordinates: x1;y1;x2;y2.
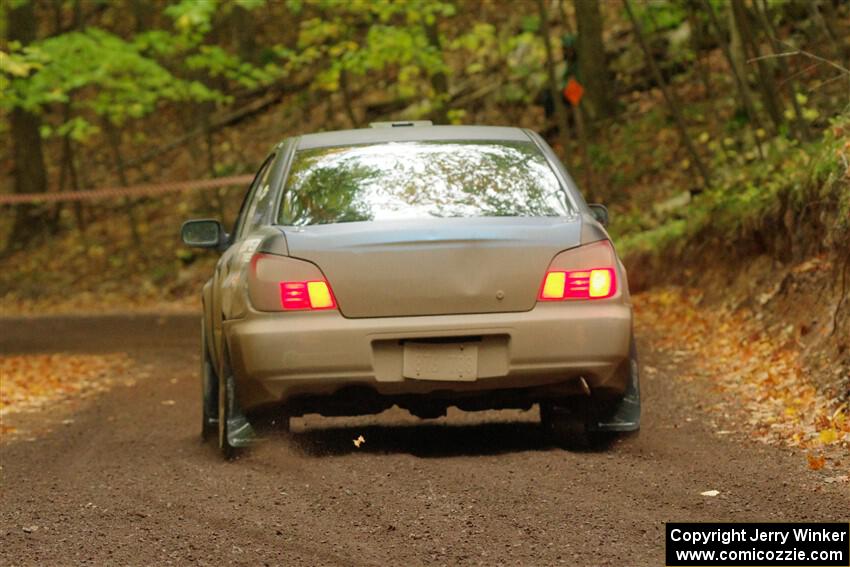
235;0;266;10
277;0;510;117
618;218;688;257
521;15;540;33
450;22;496;75
497;31;547;104
4;0;850;315
185;45;280;89
164;0;219;41
617;112;850;259
612;0;695;80
1;28;221;134
627;0;687;32
284;1;453;96
1;0;291;142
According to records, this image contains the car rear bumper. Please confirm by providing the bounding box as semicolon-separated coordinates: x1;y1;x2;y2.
224;302;633;413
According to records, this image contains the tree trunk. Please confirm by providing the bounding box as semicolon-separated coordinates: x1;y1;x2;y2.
201;104;226;221
59;2;88;235
730;0;784;135
810;0;846;67
424;21;450;124
558;0;573;34
6;0;50;253
131;0;154;33
726;1;752;106
537;0;572;161
102;120;144;251
574;0;616;122
562;0;594;196
623;0;710;190
700;0;764;158
57;100;89;239
339;69;360;128
755;0;811;141
230;4;258;63
685;1;711;96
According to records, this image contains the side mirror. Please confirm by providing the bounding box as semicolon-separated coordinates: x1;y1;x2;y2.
181;219;228;250
588;204;609;227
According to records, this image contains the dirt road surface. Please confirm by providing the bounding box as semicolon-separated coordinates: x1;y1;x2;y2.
1;315;847;566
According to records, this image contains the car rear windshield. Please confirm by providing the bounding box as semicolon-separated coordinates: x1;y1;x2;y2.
277;140;573;226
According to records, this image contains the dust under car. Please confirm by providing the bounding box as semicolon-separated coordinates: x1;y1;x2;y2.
181;123;640;457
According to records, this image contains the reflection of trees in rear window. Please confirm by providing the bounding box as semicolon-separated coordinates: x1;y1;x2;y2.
278;141;572;226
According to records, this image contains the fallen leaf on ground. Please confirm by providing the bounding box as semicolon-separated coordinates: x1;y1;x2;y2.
818;428;838;445
353;435;365;448
0;354;132;419
636;287;848;473
807;454;826;471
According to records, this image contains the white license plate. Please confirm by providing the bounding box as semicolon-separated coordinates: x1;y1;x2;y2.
403;342;478;381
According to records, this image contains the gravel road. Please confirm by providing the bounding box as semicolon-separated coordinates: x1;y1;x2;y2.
1;314;847;566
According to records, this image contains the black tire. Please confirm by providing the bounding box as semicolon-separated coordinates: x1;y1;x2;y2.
200;322;218;442
542;338;640;449
252;407;292;434
540;401;597;450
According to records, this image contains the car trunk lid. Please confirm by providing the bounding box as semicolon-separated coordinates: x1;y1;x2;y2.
281;216;582;318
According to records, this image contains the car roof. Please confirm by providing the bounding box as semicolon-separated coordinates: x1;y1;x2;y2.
295;125;533;150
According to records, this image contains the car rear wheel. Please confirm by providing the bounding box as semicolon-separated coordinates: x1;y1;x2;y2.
251;408;292;434
540;401;601;450
542;338;640;449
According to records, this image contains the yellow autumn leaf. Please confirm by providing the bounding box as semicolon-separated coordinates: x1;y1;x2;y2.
176;13;191;30
818;429;838;445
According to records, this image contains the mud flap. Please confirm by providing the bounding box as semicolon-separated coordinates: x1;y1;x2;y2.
591;347;641;433
224;372;255;448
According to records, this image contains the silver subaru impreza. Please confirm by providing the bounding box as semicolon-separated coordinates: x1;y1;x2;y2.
182;122;640;457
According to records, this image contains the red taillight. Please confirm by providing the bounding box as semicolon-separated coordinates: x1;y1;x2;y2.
249;253;338;312
539;268;615;300
280;280;336;310
538;240;618;301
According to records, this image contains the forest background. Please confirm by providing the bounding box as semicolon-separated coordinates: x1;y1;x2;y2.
1;0;849;460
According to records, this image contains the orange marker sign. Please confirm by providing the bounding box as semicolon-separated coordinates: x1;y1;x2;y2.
563;78;584;106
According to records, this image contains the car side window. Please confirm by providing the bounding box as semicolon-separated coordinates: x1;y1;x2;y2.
233;154;275;241
239;156;278;239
